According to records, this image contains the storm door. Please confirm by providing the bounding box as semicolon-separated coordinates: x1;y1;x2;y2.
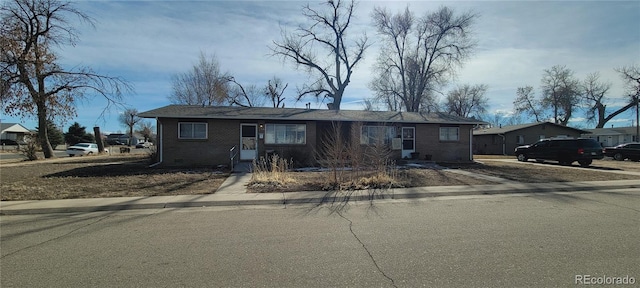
402;127;415;159
240;124;258;160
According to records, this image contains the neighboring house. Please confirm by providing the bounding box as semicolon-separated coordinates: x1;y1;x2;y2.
0;123;31;144
581;126;640;147
473;122;591;155
139;105;486;167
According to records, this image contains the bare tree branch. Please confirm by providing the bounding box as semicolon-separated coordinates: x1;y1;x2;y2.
371;5;477;112
271;0;369;110
444;84;488;118
1;0;132;158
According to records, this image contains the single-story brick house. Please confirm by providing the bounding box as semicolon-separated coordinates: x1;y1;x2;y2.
139;105;486;167
473;122;591;155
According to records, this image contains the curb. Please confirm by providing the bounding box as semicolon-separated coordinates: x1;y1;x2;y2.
2;180;639;215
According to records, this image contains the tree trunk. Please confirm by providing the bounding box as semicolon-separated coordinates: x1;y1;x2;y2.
596;101;636;128
331;90;343;110
37;106;55;158
94;127;105;154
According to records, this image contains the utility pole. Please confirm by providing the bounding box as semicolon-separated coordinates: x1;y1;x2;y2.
635;93;640;142
129;112;135;146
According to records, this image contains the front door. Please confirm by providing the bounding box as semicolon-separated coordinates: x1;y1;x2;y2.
240;124;257;160
402;127;415;159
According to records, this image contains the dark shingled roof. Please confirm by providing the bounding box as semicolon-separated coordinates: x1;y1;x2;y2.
139;105;486;125
473;122;591;135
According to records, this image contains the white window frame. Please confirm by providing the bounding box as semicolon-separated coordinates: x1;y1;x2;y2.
265;124;306;145
178;122;208;139
361;126;396;145
439;127;459;142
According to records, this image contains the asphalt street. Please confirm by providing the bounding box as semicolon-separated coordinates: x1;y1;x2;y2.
1;189;638;287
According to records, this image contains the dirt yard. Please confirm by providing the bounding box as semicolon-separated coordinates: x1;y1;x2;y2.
455;159;639;183
1;154;637;200
0;155;228;201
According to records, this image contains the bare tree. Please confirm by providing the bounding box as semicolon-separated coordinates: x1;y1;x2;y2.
1;0;131;158
119;108;141;145
371;6;477;112
444;84;488;118
513;86;544;122
136;120;155;142
271;0;369;110
616;64;640;139
228;78;266;107
169;52;231;106
580;72;637;129
265;77;287;108
540;65;581;125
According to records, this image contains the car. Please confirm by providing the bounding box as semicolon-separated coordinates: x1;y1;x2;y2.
1;139;19;145
603;143;640;161
1;139;26;145
514;138;604;167
106;139;125;145
66;143;99;157
135;142;152;148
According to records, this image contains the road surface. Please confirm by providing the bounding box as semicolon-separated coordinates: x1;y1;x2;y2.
1;189;638;287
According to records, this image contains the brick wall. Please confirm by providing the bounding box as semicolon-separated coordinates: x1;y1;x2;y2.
156;118;475;166
414;124;473;162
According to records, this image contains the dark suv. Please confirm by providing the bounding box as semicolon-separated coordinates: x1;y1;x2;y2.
514;138;604;167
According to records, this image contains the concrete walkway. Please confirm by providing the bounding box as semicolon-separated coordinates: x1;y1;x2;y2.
2;179;639;215
215;162;253;194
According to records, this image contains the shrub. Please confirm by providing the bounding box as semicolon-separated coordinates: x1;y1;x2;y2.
19;138;40;161
250;154;295;187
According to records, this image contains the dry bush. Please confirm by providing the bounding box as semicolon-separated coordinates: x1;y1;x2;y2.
315;121;400;191
250;154;295;188
19;138;40;161
315;121;349;185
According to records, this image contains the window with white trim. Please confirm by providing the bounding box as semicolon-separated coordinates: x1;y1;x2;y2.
516;135;525;144
178;122;207;139
439;127;459;141
265;124;306;144
361;126;396;145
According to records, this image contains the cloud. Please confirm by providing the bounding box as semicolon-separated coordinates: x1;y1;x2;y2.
4;0;638;133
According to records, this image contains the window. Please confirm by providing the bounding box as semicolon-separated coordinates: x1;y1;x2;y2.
516;135;525;144
439;127;459;141
178;122;207;139
361;126;396;145
265;124;306;144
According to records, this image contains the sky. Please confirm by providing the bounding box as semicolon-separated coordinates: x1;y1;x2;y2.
2;0;639;133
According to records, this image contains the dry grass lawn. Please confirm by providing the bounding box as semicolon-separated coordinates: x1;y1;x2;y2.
1;153;637;200
1;155;228;201
463;159;640;182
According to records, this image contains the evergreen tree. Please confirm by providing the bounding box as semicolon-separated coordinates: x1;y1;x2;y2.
64;122;95;146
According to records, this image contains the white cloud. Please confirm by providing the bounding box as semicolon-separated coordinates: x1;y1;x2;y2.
4;0;639;132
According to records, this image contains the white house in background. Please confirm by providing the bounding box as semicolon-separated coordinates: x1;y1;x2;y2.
581;126;639;147
0;123;31;144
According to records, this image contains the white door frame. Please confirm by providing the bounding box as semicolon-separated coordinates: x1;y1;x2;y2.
401;127;415;159
240;124;258;160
